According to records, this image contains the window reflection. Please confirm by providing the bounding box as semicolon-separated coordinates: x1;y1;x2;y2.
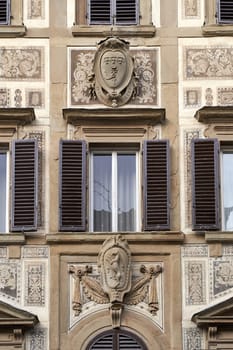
0;153;7;232
222;152;233;231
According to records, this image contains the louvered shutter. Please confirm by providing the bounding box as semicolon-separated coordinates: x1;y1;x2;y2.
0;0;10;25
143;140;170;231
89;0;111;24
11;140;38;232
89;331;146;349
218;0;233;23
192;139;220;231
90;334;113;349
115;0;138;24
59;140;86;232
118;334;143;349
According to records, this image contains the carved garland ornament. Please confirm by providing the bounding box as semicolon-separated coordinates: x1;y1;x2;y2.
69;235;162;328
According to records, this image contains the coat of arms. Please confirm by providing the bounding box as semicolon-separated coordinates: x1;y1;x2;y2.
93;37;135;107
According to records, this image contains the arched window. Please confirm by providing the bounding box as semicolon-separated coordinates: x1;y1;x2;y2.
87;329;147;350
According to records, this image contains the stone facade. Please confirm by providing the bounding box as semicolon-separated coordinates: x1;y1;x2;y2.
0;0;233;349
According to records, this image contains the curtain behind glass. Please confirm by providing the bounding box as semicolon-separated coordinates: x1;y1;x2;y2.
93;154;112;231
222;153;233;230
0;153;7;232
117;154;136;231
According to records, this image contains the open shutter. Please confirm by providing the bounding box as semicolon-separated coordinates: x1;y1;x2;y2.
89;0;111;24
115;0;138;24
0;0;10;25
59;140;86;232
192;139;220;231
143;140;170;231
11;140;38;232
218;0;233;23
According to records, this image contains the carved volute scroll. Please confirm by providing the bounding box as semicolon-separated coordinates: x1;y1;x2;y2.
93;37;135;107
69;235;163;329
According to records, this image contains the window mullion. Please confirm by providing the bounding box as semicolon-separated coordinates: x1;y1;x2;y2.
112;152;118;231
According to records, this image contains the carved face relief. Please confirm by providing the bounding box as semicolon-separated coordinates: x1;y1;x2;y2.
100;50;127;89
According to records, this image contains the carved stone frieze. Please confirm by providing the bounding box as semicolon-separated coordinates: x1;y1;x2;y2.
24;262;46;306
0;47;43;80
183;327;202;350
210;257;233;300
0;88;10;107
0;259;21;303
185;261;206;305
184;47;233;80
183;0;199;18
69;235;162;328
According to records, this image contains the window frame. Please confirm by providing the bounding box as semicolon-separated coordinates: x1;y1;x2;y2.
0;0;10;25
0;146;9;233
89;147;141;232
203;0;233;36
220;146;233;231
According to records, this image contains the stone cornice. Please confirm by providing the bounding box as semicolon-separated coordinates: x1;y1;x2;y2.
0;108;35;126
194;106;233;124
202;24;233;37
0;25;26;37
63;108;166;125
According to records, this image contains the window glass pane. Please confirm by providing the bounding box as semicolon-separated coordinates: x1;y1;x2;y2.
222;152;233;230
93;154;112;231
0;153;7;232
117;154;136;231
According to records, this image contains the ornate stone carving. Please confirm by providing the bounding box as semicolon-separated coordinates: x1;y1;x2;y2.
183;327;202;350
69;235;162;328
27;327;47;350
217;87;233;105
184;0;199;17
182;245;208;257
0;88;10;107
70;47;157;106
185;47;233;79
14;89;22;107
205;88;213;105
0;47;43;80
210;257;233;299
184;88;201;108
0;260;21;303
28;0;44;19
185;261;206;305
93;37;135;107
26;89;45;109
22;246;48;258
24;262;46;306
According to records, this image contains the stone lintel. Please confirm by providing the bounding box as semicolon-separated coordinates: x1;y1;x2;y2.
0;25;26;37
71;25;156;38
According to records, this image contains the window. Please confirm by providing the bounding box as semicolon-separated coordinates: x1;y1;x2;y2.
59;140;170;232
88;0;139;25
192;138;233;231
90;149;139;232
0;140;38;233
0;147;8;232
0;0;10;24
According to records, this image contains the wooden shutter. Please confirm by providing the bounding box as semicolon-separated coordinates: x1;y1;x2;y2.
218;0;233;23
89;0;111;24
11;140;38;232
143;140;170;231
59;140;86;231
89;331;146;349
115;0;138;24
192;139;220;231
0;0;10;25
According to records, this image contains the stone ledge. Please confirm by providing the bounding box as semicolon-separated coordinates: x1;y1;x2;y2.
205;231;233;242
0;25;26;37
0;108;35;126
194;106;233;124
202;24;233;36
0;234;25;245
63;108;166;125
71;25;156;37
46;232;184;244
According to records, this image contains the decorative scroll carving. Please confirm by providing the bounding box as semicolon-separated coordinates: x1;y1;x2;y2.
69;235;162;328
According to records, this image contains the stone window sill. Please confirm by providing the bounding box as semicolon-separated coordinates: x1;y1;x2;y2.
202;24;233;36
0;25;26;37
71;25;156;38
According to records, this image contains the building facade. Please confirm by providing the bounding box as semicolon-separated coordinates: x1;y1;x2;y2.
1;0;233;349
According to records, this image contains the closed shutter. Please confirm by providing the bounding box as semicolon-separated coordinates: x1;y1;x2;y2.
89;331;146;349
0;0;10;25
192;139;220;230
143;140;170;231
11;140;38;232
59;140;86;231
218;0;233;23
89;0;111;24
115;0;138;24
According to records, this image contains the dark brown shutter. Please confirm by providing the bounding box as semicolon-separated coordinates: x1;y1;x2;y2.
89;0;111;24
218;0;233;23
11;140;38;232
115;0;138;24
0;0;10;24
59;140;86;231
143;140;170;231
192;138;220;230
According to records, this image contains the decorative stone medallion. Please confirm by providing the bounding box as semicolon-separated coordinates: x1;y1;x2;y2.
93;37;135;107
